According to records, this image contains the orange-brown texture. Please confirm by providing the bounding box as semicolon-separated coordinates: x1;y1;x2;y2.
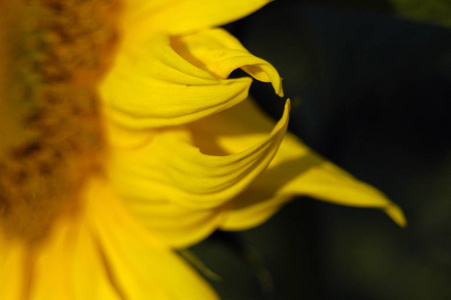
0;0;122;241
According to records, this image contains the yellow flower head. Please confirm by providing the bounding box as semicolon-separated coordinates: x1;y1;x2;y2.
0;0;405;299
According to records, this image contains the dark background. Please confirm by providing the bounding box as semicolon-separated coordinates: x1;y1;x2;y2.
191;1;451;299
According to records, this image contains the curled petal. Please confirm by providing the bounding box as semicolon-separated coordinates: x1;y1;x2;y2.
109;99;290;209
124;0;272;35
171;28;283;96
183;98;406;230
101;33;255;128
221;137;407;230
107;100;290;247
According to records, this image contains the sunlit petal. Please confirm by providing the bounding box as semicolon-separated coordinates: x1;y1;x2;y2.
30;215;122;300
86;179;219;299
123;198;227;248
0;240;29;300
108;100;290;209
171;28;283;96
184;98;406;230
101;33;254;128
124;0;272;35
107;100;290;247
220;137;407;230
2;179;219;300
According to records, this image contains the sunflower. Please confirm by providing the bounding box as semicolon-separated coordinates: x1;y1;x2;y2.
0;0;405;299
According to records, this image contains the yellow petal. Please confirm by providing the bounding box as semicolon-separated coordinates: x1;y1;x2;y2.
124;0;272;35
221;139;407;230
107;100;290;247
0;209;122;299
119;198;227;249
86;179;219;299
107;156;229;248
101;33;254;128
30;214;122;300
0;239;30;300
184;98;406;230
1;178;218;299
105;123;228;248
171;28;283;96
108;99;290;209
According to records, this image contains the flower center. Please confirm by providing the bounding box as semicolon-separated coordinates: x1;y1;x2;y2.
0;0;122;241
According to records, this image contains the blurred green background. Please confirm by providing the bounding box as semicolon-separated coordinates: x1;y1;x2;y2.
190;1;451;299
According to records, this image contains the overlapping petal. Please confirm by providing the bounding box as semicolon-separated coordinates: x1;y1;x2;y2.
1;0;407;297
220;137;407;230
105;123;228;248
171;28;283;96
101;28;283;129
86;180;219;299
124;0;272;35
101;33;253;129
185;98;406;231
108;100;290;209
29;215;121;300
107;100;290;247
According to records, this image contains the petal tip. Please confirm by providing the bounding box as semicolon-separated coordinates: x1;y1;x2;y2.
285;98;291;111
384;203;407;228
